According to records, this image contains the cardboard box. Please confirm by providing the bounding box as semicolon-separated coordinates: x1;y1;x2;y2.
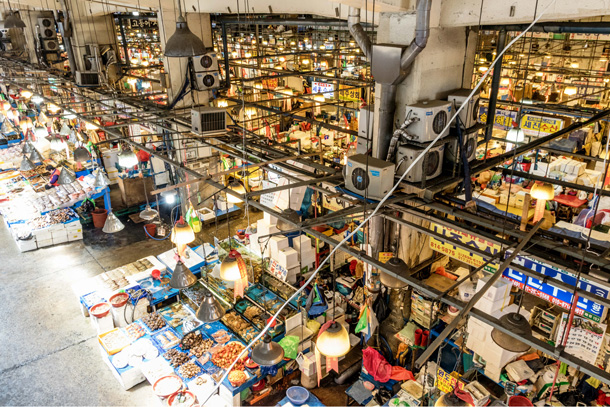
292;235;312;252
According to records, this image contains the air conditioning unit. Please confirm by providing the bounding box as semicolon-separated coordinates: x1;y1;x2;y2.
193;53;219;73
38;17;56;39
191;107;226;134
344;154;395;200
395;143;444;183
447;89;480;129
445;132;478;163
75;71;100;87
194;71;220;91
357;105;375;155
404;100;452;142
42;39;59;51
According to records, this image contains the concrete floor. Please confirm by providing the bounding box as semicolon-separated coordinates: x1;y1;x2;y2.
0;208;262;406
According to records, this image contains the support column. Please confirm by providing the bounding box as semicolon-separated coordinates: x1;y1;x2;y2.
484;29;507;142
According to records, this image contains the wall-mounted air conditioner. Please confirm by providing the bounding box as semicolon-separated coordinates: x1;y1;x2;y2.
447;89;480;129
395;143;444;183
404;100;452;142
191;106;226;134
344;154;395;200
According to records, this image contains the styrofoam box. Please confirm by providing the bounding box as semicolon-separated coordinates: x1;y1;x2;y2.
68;232;83;242
270;235;289;258
257;219;279;237
473;296;509;315
33;228;52;241
16;237;37;252
53;235;69;245
264;211;277;225
37;237;54;248
292;235;312;252
476;275;511;302
51;229;68;239
48;223;66;232
278;247;299;269
100;345;146;390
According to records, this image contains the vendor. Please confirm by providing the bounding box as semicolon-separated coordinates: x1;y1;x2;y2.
45;165;60;189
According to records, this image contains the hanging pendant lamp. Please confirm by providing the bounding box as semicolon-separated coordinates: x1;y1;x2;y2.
219;249;246;281
50;136;64;152
226;181;246;204
73;146;90;162
530;182;555;223
117;148;138;168
380;256;409;289
196;290;225;322
59;122;71;136
57;167;76;185
251;334;284;366
164;1;206;57
276;208;301;232
102;211;125;233
21;141;33;154
169;259;198;289
34;126;48;139
490;312;532;353
93;169;110;188
29;148;43;163
19;155;35;171
316;321;350;358
140;204;158;221
171;217;195;245
4;11;26;29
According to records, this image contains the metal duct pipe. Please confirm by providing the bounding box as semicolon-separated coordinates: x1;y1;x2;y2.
394;0;432;85
481;22;610;34
347;7;372;60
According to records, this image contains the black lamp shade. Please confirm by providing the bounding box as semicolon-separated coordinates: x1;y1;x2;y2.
276;208;301;231
251;334;284;366
164;16;206;57
196;290;225;322
169;260;197;289
380;257;409;289
491;312;532;352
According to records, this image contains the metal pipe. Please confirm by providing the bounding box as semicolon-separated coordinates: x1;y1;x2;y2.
347;7;372;60
394;0;432;84
481;22;610;34
484;29;507;142
217;17;373;27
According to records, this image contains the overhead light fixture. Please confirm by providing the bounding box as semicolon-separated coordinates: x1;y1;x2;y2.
93;169;110;188
251;333;284;366
171;217;195;245
20;90;32;99
169;259;198;289
380;257;409;289
276;208;300;232
505;127;525;152
564;86;578;96
4;11;26;29
50;136;64;152
57;167;76;185
316;321;350;358
31;95;43;104
164;0;206;57
73;146;90;162
226;182;245;204
490;312;532;353
19;155;35;171
500;78;510;86
530;182;555;223
117;148;138;168
219;249;246;282
102;211;125;233
1;100;10;112
85;122;99;130
29;148;43;163
139;204;158;221
196;290;225;322
47;103;61;113
21;141;33;154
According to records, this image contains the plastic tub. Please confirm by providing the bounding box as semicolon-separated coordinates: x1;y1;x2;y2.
153;375;183;399
509;396;534;406
144;223;157;237
90;302;111;318
286;386;310;406
109;293;129;308
168;391;196;407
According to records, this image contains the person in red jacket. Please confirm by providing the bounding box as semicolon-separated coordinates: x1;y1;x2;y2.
45;165;60;189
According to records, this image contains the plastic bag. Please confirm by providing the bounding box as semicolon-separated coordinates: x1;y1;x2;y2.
279;335;300;359
373;289;390;322
306;283;328;317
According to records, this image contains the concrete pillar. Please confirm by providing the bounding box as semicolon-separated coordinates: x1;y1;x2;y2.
157;6;213;108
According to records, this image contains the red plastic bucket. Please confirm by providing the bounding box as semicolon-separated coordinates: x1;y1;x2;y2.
109;293;129;308
91;208;108;228
90;302;111;318
509;396;534;406
144;223;157;237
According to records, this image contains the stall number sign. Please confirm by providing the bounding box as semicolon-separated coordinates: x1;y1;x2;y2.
269;259;288;281
312;81;334;98
339;85;361;102
520;114;563;137
478;106;517;130
428;223;500;272
129;19;158;29
436;368;464;394
503;252;610;322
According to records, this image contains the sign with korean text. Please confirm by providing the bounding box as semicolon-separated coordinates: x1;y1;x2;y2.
129;19;158;29
478;106;517;130
262;78;278;90
269;258;288;281
436;368;464;394
503;252;610;322
312;81;334;98
378;252;394;264
338;85;361;102
429;223;500;272
520;114;564;137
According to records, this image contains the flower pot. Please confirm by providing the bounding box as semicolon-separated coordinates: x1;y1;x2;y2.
91;208;108;228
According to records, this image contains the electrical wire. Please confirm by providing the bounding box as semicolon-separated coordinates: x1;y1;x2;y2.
198;3;557;404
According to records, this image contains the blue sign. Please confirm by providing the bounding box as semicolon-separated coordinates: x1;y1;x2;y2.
503;252;610;322
478;106;518;130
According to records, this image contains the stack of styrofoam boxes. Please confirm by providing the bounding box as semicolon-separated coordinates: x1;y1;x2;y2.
15;236;37;252
33;226;53;248
66;220;83;242
292;234;316;274
49;222;69;245
541;157;587;183
251;213;279;257
101;147;120;185
466;302;530;382
278;246;300;284
473;275;512;314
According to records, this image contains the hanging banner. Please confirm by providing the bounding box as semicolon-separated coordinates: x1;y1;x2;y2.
502;252;610;322
478;106;518;130
338;85;361;102
428;223;500;272
129;18;158;29
520;114;564;137
311;81;334;98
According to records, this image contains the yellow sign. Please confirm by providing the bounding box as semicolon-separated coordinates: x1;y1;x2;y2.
436;368;464;394
379;252;394;263
520;114;564;137
429;223;500;272
338;85;361;102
